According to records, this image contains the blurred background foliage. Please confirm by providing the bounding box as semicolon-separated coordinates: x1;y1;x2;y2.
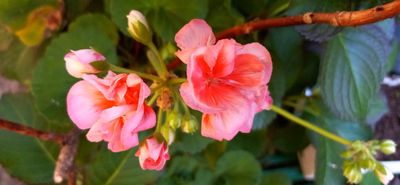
0;0;399;184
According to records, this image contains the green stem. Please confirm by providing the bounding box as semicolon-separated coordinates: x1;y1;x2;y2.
271;105;351;146
148;43;168;78
147;91;160;105
168;78;187;85
109;64;162;81
156;108;163;133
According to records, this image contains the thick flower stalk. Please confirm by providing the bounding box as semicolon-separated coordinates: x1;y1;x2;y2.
175;19;273;141
66;69;156;152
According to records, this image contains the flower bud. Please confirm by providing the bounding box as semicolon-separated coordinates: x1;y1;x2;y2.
359;158;376;170
64;49;105;78
379;140;396;155
161;124;175;145
135;136;170;171
343;167;362;184
374;165;394;185
127;10;152;45
181;115;198;134
167;111;181;130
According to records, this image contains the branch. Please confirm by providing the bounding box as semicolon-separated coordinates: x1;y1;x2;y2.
54;128;80;185
167;0;400;69
216;0;400;39
0;119;65;144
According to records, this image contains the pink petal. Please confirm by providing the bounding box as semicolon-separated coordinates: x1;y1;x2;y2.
237;43;273;83
201;101;252;141
86;105;132;143
175;49;195;64
67;80;114;129
226;54;265;87
133;104;156;132
180;82;222;113
206;39;236;77
175;19;215;50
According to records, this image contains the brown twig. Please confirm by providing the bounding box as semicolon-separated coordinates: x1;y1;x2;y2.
217;0;400;39
167;0;400;69
0;119;65;144
53;128;80;184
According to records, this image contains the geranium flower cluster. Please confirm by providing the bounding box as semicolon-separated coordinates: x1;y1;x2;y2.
64;11;272;171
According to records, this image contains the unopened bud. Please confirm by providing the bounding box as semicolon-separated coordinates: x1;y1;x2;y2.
344;167;362;184
379;140;396;155
160;124;175;145
181;115;198;134
64;49;105;78
167;111;181;130
374;164;394;185
359;158;376;170
127;10;152;45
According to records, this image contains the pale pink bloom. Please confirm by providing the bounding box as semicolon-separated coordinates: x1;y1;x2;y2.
67;71;156;152
176;19;273;141
64;49;105;78
135;136;170;170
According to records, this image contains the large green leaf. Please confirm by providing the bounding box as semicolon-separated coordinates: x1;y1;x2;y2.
68;14;119;45
108;0;208;42
216;150;262;185
85;147;158;185
260;172;292;185
0;93;59;184
0;93;66;131
32;14;119;126
319;25;389;121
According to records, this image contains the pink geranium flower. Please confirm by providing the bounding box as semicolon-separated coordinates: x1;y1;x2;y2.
67;71;156;152
175;19;273;141
135;136;170;170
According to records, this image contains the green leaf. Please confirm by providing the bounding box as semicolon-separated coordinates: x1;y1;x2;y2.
171;131;213;154
109;0;208;42
0;93;66;131
228;129;267;156
260;172;292;185
231;0;267;16
0;93;59;184
0;131;58;184
360;171;381;185
319;26;388;121
216;150;262;185
86;147;158;185
32;14;119;125
68;14;119;45
206;0;244;32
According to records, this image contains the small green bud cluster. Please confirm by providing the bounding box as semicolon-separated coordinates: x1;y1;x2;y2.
341;140;396;184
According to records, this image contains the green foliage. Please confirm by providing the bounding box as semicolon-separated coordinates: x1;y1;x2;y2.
85;147;159;185
319;24;390;121
0;93;59;184
216;150;262;185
